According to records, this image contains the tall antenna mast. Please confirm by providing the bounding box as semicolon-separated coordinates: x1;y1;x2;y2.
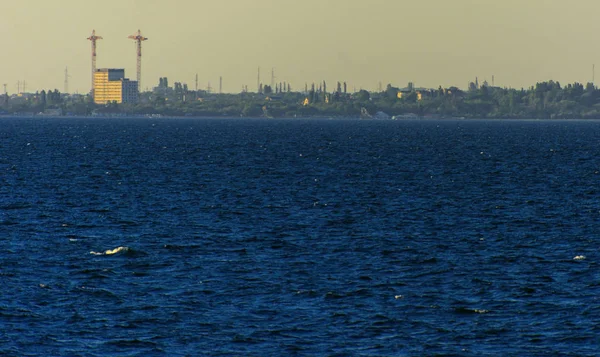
128;29;148;92
271;68;275;88
64;67;70;94
195;73;198;92
87;30;103;96
257;67;260;93
219;76;222;94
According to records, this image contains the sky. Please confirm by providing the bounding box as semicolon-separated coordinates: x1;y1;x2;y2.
1;0;600;94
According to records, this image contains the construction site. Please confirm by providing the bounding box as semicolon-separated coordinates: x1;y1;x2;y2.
87;29;148;104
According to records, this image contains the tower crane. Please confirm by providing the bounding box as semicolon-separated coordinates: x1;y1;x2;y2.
128;30;148;92
87;30;103;96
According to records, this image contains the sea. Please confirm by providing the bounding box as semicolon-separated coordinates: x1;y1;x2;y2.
1;117;599;356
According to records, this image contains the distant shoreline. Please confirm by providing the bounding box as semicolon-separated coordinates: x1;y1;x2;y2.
4;80;600;120
3;114;600;121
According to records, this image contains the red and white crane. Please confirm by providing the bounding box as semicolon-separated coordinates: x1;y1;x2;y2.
87;30;103;96
128;30;148;92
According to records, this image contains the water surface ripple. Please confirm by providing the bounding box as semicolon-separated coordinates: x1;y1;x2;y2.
1;118;599;356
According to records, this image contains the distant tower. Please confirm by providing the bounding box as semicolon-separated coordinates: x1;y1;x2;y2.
128;29;148;92
492;75;495;87
195;73;198;92
219;76;222;94
87;30;103;96
257;67;260;93
271;68;275;88
64;67;70;94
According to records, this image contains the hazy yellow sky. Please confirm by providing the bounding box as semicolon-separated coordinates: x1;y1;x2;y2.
1;0;600;94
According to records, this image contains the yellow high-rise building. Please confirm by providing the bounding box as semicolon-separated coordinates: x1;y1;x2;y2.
93;69;139;104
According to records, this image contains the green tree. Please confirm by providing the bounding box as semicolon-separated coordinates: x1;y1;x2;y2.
40;90;47;106
355;89;370;102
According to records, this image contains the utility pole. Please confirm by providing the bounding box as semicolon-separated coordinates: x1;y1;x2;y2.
128;29;148;92
87;30;103;96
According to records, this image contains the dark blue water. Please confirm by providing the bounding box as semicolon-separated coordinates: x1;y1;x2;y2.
1;117;599;356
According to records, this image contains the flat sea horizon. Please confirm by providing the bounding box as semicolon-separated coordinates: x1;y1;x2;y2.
1;117;598;356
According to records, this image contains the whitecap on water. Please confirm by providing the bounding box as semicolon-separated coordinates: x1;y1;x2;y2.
90;246;129;256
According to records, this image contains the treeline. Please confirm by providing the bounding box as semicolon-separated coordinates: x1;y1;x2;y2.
3;80;600;119
409;80;600;119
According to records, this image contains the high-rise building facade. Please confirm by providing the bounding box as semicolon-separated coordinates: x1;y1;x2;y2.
93;68;139;104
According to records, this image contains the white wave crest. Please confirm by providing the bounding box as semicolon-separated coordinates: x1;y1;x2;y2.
90;246;130;256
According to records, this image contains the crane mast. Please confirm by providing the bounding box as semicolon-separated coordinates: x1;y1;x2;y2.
128;30;148;92
87;30;103;97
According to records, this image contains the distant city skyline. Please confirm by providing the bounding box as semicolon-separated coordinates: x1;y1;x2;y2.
2;0;600;94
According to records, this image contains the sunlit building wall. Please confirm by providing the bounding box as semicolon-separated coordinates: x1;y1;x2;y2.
93;69;138;104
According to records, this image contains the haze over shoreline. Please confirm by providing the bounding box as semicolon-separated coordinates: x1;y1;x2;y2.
2;1;600;94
